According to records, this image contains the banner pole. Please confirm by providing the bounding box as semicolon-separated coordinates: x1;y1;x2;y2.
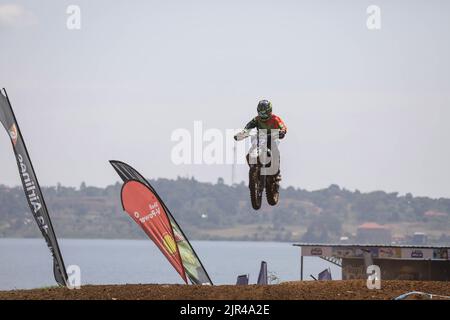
300;250;304;281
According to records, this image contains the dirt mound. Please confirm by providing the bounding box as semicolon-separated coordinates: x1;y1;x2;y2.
0;280;448;300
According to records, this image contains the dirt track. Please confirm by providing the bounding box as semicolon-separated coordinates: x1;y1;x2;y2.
0;280;449;300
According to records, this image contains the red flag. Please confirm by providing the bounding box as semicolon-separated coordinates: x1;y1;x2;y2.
121;180;188;283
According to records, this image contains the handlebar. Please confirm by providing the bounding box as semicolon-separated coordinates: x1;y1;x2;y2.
234;129;284;141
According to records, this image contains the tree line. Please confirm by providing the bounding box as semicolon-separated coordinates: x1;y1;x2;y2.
0;179;449;244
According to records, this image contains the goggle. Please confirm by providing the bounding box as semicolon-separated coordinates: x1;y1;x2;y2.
258;110;270;119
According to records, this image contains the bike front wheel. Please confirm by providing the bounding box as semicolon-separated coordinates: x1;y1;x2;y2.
249;167;263;210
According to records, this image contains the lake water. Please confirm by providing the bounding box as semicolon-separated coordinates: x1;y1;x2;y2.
0;239;341;290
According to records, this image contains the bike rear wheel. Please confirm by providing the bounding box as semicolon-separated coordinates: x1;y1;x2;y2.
266;175;279;206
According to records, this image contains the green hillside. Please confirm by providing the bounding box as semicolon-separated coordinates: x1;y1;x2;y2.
0;179;449;244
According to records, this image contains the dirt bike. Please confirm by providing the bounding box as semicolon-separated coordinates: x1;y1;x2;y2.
235;129;280;210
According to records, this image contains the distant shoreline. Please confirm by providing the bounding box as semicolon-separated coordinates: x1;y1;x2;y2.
0;237;295;243
1;181;449;245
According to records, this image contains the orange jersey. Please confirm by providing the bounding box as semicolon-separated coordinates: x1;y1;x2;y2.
244;114;287;134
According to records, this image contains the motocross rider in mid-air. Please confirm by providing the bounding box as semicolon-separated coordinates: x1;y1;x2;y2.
234;100;287;187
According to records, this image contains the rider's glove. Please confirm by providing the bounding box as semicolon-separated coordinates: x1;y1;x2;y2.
278;131;286;139
233;134;238;141
234;130;248;141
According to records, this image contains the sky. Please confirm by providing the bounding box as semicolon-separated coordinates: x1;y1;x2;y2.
0;0;449;198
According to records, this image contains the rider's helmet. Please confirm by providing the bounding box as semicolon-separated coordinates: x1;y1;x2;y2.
257;100;272;120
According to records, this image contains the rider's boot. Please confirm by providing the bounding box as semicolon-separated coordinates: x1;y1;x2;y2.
274;170;282;187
